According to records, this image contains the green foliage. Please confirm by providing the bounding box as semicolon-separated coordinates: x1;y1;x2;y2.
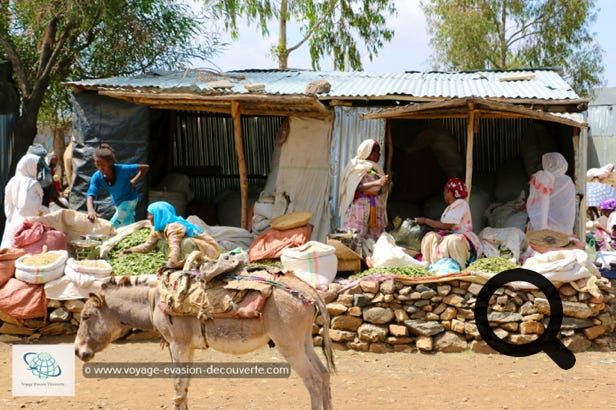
420;0;605;97
210;0;397;70
107;228;167;275
0;0;220;143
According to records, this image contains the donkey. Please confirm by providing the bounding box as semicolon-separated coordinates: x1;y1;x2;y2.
74;275;335;410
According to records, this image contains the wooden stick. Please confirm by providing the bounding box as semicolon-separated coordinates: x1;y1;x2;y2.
231;101;248;230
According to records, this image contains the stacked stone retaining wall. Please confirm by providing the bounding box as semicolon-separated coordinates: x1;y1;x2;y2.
313;277;616;354
1;277;615;354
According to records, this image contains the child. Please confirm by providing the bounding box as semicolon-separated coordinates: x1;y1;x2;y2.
86;143;149;228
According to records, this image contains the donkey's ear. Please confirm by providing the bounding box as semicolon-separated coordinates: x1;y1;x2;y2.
89;293;103;306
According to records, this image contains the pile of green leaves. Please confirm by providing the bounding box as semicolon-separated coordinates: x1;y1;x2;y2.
466;257;520;274
349;265;432;280
107;229;167;276
246;258;283;270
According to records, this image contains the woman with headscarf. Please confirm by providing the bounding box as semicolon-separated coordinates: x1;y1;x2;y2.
120;201;221;268
1;153;47;248
338;139;390;240
415;177;481;269
589;198;616;252
526;152;576;234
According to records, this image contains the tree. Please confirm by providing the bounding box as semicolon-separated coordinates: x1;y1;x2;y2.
420;0;605;97
210;0;397;70
0;0;218;172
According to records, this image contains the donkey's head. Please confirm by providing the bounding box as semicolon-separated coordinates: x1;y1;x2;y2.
74;290;131;362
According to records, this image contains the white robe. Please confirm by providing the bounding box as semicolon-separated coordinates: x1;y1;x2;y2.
1;154;46;248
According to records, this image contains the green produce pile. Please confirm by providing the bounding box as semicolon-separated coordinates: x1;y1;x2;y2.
107;228;167;275
246;259;284;270
349;265;432;280
466;257;520;274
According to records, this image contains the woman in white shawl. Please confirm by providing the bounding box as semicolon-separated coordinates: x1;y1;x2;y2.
338;139;390;240
526;152;576;234
1;153;47;248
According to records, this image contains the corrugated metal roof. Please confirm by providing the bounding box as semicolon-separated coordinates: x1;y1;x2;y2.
590;87;616;105
66;68;581;101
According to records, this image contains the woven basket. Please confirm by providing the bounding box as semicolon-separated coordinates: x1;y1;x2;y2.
526;229;570;253
270;211;312;231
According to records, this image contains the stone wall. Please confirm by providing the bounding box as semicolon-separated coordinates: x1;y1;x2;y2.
313;277;616;354
1;277;615;354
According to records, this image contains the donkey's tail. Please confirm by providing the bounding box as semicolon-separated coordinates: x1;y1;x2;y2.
313;291;336;374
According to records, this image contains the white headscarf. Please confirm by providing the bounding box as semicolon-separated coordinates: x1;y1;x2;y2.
4;153;43;221
338;139;386;220
526;152;576;234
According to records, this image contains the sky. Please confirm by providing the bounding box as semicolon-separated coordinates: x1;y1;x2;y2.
194;0;616;89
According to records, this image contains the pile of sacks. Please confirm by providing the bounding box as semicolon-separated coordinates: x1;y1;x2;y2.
587;164;616;187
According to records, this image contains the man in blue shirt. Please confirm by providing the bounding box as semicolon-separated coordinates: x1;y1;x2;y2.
86;143;149;228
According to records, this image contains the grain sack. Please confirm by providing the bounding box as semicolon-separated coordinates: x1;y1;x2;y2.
14;250;68;284
44;275;101;300
469;187;490;233
27;208;116;242
64;258;112;287
12;221;68;255
0;278;47;319
0;248;26;287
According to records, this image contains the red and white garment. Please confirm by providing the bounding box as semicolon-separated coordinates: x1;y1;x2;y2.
526;152;576;234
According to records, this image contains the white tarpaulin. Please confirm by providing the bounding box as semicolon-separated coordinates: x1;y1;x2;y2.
272;116;332;242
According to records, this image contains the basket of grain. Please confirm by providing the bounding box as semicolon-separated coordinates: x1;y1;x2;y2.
64;258;113;287
270;211;312;231
14;249;68;284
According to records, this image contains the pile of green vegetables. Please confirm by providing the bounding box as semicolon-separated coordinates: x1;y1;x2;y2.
107;228;167;275
349;265;432;280
466;257;520;274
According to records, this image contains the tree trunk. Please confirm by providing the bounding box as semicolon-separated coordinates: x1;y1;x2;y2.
278;0;288;70
10;109;38;175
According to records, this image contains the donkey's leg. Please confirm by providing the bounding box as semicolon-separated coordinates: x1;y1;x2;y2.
273;333;325;410
304;329;332;410
169;341;194;410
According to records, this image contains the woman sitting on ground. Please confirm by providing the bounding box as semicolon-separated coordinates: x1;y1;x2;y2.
120;201;221;268
415;177;481;269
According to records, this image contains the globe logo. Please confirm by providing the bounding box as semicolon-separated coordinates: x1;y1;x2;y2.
23;352;62;379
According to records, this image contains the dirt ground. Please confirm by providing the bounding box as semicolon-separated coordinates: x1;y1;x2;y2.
1;334;615;410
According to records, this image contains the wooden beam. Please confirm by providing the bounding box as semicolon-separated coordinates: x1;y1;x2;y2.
231;101;249;230
465;104;475;198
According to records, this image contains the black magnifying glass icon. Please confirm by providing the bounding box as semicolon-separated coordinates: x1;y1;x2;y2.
474;268;576;370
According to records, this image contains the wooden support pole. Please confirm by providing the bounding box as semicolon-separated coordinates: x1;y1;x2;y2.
465;105;476;199
231;101;248;230
386;119;393;174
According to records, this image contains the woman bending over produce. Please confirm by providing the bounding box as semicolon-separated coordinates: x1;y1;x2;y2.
120;201;221;268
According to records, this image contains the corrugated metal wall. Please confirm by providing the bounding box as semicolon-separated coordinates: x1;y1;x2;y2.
330;106;387;228
587;105;616;169
441;117;531;173
173;111;284;202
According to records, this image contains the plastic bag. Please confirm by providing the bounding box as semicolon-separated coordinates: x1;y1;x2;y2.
390;218;431;251
372;232;426;268
427;258;461;276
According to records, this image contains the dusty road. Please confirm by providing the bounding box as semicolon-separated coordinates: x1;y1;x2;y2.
1;334;615;410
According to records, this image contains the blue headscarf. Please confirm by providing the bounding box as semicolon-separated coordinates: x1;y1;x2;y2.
147;201;204;238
